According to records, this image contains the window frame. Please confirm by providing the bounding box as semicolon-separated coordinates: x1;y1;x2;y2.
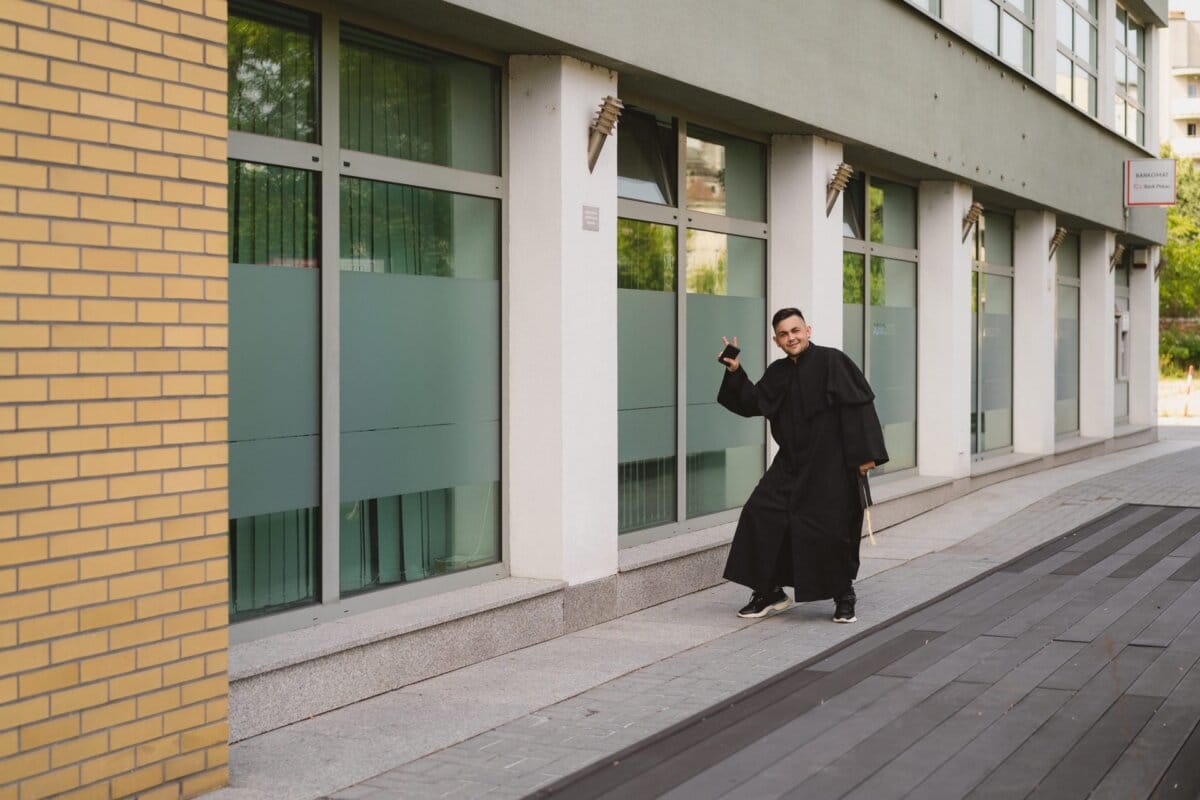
1055;0;1099;116
970;212;1016;459
226;0;509;641
1114;4;1147;145
615;99;770;548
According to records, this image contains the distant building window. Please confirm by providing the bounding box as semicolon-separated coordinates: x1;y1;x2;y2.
1188;123;1197;137
908;0;942;16
1190;80;1199;99
973;0;1034;75
1056;0;1098;116
1114;5;1146;145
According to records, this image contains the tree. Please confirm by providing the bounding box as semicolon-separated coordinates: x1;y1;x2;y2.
1160;148;1200;319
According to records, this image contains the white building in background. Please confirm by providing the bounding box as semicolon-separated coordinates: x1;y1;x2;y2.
221;0;1167;741
1163;6;1200;155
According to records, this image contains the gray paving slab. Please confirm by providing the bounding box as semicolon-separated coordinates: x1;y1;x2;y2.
966;645;1161;800
907;687;1075;799
1053;565;1190;645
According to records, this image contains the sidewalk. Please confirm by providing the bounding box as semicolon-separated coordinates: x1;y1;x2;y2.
207;425;1200;800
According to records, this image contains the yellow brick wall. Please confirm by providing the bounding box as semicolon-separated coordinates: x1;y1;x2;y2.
0;0;229;797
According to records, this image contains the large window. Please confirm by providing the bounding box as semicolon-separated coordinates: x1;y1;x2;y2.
843;174;918;473
616;108;767;539
1115;5;1147;145
227;2;502;622
1056;0;1098;115
973;0;1034;74
970;212;1014;456
1055;233;1081;436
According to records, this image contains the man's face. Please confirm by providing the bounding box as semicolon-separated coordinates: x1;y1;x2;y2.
773;315;811;357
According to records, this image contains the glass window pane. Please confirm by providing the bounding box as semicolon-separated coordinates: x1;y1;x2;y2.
981;212;1014;266
228;3;318;142
1057;0;1073;48
339;178;498;278
842;173;866;240
1001;12;1024;67
1022;24;1034;73
686;232;766;518
842;252;865;370
686;125;766;221
1135;109;1144;145
869;178;917;249
1131;67;1143;105
1131;24;1144;60
1114;51;1127;96
340;26;500;175
1116;7;1126;34
1055;52;1072;101
1084;0;1097;17
979;273;1013;452
975;0;1000;55
229;161;319;268
1055;283;1080;434
1073;13;1092;63
1009;0;1033;16
230;509;319;619
1056;232;1080;277
617;107;677;206
338;178;500;586
1115;97;1126;137
618;219;677;533
339;483;499;594
869;257;917;471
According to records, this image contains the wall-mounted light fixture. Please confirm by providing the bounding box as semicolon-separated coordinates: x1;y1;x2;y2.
1048;226;1067;259
1131;246;1149;269
1108;243;1126;273
587;96;623;173
961;201;984;243
824;162;854;217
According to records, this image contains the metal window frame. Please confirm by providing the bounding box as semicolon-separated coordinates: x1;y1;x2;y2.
969;213;1016;460
1054;231;1083;439
615;110;770;549
841;172;920;476
1055;0;1099;115
978;0;1035;74
1113;3;1147;145
226;0;509;639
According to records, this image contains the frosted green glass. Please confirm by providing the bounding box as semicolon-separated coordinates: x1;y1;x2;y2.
1056;284;1081;434
980;273;1014;452
869;257;917;470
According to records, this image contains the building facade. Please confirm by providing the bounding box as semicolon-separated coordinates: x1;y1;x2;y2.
1162;7;1200;156
0;0;1167;796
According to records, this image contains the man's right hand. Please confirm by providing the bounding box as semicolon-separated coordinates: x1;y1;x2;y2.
718;336;740;373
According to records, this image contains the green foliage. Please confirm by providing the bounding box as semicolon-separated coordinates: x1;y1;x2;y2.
617;219;675;291
1160;323;1200;377
1160;148;1200;320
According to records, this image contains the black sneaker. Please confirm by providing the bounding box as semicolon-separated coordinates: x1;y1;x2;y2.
832;593;857;624
737;588;792;619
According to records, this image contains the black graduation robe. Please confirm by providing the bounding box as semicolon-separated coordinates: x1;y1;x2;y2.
718;343;889;602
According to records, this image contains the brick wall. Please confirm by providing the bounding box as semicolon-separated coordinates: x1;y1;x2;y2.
0;0;230;797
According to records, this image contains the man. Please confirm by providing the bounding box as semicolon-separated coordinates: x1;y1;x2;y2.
717;307;888;623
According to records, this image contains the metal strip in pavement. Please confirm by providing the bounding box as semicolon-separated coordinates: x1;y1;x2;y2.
1108;510;1200;579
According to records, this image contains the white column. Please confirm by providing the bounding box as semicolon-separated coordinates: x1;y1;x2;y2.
768;135;844;348
507;55;618;584
1129;245;1160;425
1012;210;1058;455
917;181;974;479
1033;0;1059;90
1079;228;1116;438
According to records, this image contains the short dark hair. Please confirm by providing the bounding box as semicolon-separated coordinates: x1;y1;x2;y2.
771;307;805;330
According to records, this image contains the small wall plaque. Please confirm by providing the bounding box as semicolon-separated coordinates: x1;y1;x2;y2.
582;205;600;231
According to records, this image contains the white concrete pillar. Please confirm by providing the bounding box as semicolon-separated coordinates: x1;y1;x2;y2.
1129;245;1160;425
1012;210;1058;455
917;181;974;479
507;55;618;584
1032;0;1059;90
1079;228;1116;438
768;135;844;348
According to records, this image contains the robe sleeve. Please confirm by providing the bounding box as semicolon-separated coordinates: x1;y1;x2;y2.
828;351;890;468
717;366;763;418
